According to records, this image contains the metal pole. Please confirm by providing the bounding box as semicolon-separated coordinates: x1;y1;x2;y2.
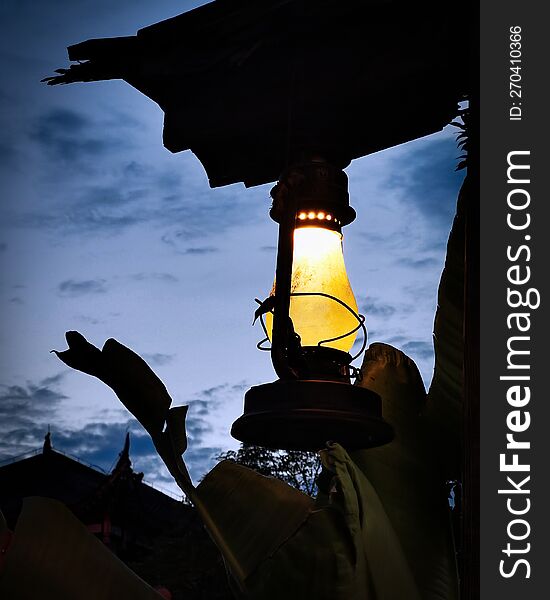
271;191;297;380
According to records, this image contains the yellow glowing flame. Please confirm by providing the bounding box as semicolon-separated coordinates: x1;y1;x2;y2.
266;226;359;352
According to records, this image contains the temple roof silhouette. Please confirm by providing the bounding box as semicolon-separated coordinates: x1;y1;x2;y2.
0;433;189;540
0;434;234;597
43;0;473;188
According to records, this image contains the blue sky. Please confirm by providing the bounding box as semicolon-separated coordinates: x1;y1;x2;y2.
0;0;465;496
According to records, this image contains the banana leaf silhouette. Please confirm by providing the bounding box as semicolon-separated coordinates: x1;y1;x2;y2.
0;497;163;599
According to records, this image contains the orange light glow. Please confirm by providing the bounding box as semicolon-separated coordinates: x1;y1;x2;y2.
266;226;358;352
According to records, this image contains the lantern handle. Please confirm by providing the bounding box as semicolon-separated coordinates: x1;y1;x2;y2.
254;300;302;354
254;298;273;351
288;292;367;360
253;293;367;359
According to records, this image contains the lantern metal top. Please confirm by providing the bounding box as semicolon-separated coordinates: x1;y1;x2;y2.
43;0;472;189
269;160;356;229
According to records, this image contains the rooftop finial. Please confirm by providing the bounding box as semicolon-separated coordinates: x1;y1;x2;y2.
43;429;52;453
111;432;131;474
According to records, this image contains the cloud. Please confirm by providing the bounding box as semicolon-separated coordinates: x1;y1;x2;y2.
156;171;182;192
9;297;23;305
180;391;227;447
2;415;220;487
402;281;437;301
47;420;154;470
10;168;263;242
185;446;224;483
30;107;117;164
182;247;219;255
58;279;108;297
161;228;225;254
131;273;178;283
123;161;147;178
78;381;245;481
142;353;175;367
400;340;434;361
0;376;68;458
36;108;89;132
102;109;142;131
78;185;148;209
10;102;270;241
39;372;66;387
185;419;213;444
0;413;183;491
0;379;67;424
397;256;440;269
0;375;246;485
38;186;150;235
156;185;267;245
182;381;248;449
122;165;182;198
188;399;210;416
0;142;17;170
386;136;464;228
385;334;408;346
11;209;141;234
260;245;277;252
360;297;397;318
76;315;100;325
195;382;247;399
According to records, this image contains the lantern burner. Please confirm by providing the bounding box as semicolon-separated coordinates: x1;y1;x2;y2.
231;380;392;452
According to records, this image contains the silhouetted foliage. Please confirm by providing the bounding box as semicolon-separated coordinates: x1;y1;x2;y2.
216;445;321;497
126;509;233;600
451;97;470;171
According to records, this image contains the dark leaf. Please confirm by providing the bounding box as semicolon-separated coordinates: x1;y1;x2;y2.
197;460;314;586
51;330;105;379
101;338;172;436
0;498;162;599
53;331;172;437
352;343;459;600
165;405;189;456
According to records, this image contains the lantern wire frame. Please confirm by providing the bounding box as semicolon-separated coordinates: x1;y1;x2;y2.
254;292;367;375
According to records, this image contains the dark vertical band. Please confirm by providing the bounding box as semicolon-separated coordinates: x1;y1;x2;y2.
481;2;549;598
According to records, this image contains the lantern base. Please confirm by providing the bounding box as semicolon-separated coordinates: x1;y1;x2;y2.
231;380;393;451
